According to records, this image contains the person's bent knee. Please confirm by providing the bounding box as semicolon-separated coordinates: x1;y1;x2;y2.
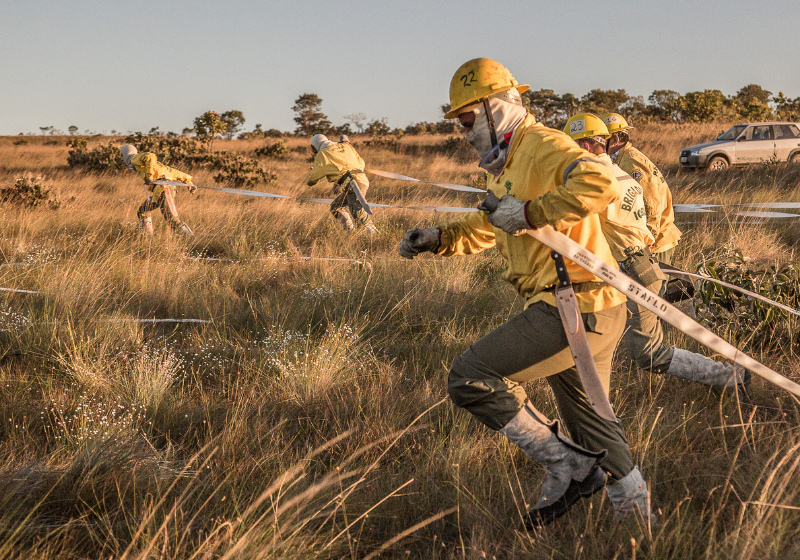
447;354;525;431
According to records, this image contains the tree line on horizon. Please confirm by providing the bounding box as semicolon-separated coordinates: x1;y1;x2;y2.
30;85;800;140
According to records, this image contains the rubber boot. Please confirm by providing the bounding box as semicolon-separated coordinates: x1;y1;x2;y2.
665;348;751;394
334;212;355;231
498;402;607;528
140;216;154;235
606;466;657;525
363;223;379;236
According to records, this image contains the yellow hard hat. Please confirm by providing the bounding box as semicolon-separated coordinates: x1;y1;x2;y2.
563;113;610;140
445;58;529;119
600;113;634;134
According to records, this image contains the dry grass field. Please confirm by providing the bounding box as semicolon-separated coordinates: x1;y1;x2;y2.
1;123;800;559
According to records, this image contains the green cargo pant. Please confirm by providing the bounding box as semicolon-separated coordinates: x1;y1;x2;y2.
447;300;634;481
330;174;373;227
623;247;676;373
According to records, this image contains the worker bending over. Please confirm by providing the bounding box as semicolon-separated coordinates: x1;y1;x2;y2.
120;145;195;237
305;134;377;234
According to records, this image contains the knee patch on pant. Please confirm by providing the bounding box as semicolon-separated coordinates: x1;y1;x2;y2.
447;350;527;431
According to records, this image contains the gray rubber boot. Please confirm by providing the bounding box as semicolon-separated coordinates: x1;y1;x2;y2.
140;216;154;235
334;211;355;231
606;466;657;525
666;348;750;391
499;402;607;528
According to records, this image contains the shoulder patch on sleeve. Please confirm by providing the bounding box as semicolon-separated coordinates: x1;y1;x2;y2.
632;170;643;181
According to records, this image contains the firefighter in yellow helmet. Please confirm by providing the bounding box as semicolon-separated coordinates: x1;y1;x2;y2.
596;114;749;391
399;59;649;527
601;113;681;261
564;114;748;392
305;134;377;234
563;113;654;262
120;144;196;237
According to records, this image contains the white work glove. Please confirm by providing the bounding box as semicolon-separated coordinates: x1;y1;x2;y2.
398;228;441;259
478;193;533;234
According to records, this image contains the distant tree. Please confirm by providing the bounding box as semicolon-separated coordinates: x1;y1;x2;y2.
734;84;774;120
645;90;683;121
221;110;246;140
619;95;646;120
523;89;581;128
292;94;332;136
735;84;772;106
39;126;53;135
774;92;800;121
181;127;194;137
330;123;352;137
560;94;580;119
365;118;391;136
68;125;78;135
193;111;227;151
148;126;161;136
680;90;728;122
344;113;367;133
435;120;460;134
579;89;631;115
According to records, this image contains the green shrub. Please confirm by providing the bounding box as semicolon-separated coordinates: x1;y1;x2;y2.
254;140;288;159
66;137;126;172
363;136;401;151
66;133;277;188
427;136;474;161
0;175;61;209
693;247;800;350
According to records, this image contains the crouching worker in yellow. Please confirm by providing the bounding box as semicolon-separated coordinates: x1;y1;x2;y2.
304;134;377;234
120;145;196;237
399;59;652;528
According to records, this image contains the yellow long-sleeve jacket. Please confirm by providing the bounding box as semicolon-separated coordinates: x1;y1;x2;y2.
437;115;627;313
612;143;681;254
305;142;369;190
131;152;193;200
595;153;654;262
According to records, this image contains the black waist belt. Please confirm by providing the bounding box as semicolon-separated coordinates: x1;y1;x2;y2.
544;281;606;294
336;170;364;185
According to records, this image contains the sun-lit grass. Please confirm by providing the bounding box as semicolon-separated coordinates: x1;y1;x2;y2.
1;129;800;558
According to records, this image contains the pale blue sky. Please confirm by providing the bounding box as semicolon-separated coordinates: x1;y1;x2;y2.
2;0;799;135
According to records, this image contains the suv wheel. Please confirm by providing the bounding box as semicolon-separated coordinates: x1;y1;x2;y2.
790;152;800;164
707;156;729;171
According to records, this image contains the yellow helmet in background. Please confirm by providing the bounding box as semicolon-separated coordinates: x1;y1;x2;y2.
563;113;610;140
445;58;529;119
600;113;634;134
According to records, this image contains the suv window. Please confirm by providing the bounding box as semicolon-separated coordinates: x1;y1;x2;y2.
743;125;773;141
717;125;747;140
775;124;800;139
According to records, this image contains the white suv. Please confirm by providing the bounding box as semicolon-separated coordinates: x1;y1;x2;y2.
680;122;800;170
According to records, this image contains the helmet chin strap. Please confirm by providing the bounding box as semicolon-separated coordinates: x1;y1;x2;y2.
482;98;499;148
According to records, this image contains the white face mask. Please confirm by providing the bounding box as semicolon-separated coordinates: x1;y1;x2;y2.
465;106;494;158
463;89;528;163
